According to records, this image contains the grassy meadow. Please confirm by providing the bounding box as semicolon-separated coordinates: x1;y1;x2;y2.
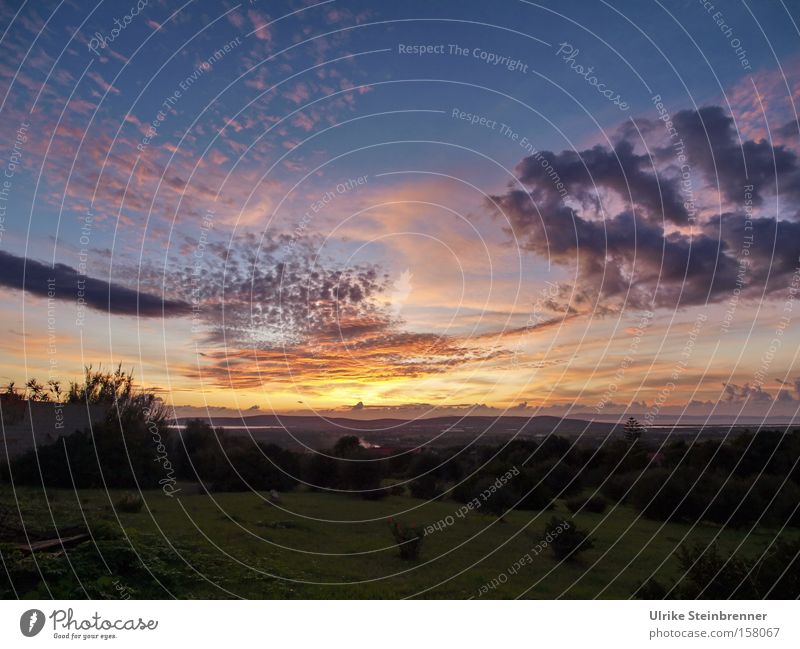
2;484;794;599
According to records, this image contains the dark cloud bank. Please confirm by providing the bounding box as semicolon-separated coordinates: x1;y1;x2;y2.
489;105;800;312
0;250;190;317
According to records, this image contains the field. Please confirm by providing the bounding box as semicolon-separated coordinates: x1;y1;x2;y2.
2;485;794;599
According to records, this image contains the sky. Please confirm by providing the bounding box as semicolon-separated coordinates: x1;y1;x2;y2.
1;0;800;424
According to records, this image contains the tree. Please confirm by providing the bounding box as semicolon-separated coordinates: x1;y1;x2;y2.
25;378;48;401
332;435;361;457
409;475;440;500
623;416;644;444
545;517;594;561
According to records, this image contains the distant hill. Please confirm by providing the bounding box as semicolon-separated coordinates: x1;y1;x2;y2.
175;413;619;436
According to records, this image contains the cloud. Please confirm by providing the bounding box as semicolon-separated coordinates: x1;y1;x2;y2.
722;381;774;403
0;250;190;317
488;105;800;312
671;106;800;207
515;139;691;225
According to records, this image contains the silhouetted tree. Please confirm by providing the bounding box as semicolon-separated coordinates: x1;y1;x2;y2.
623;417;644;444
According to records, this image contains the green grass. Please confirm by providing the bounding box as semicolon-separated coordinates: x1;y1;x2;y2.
1;485;796;599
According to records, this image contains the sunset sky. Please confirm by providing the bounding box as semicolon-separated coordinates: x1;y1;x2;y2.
1;0;800;422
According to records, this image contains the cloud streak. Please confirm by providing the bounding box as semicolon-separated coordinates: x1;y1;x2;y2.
0;250;190;317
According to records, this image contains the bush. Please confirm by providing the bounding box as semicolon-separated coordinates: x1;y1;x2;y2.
627;468;705;522
206;441;300;493
566;494;607;514
9;409;174;490
512;468;556;511
706;475;800;528
388;518;423;560
339;456;385;497
635;540;800;599
303;453;339;489
545;517;593;561
600;471;639;503
527;459;582;497
409;475;440;500
114;493;144;513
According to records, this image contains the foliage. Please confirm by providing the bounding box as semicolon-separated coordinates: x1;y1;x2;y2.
0;523;196;598
623;417;644;444
5;380;173;490
114;493;144;513
545;517;593;561
409;475;440;500
66;364;134;405
635;540;800;599
332;436;361;457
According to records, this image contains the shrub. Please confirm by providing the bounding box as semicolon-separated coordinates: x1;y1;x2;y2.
471;475;518;517
635;540;800;599
545;517;593;561
9;414;174;490
388;518;423;560
531;459;583;496
706;475;800;528
512;468;555;511
600;471;638;503
339;456;385;497
627;468;705;522
409;475;440;500
206;441;300;493
115;493;144;513
303;453;339;489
